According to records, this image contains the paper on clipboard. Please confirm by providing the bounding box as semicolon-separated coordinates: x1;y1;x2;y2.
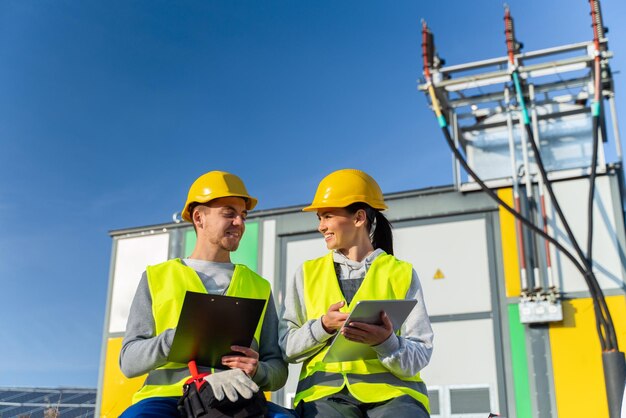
322;299;417;363
167;291;266;368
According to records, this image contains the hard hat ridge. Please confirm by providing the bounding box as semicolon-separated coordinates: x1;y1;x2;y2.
303;168;387;212
181;171;257;222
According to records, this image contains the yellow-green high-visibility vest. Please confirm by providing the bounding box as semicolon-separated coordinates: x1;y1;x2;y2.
132;258;271;404
295;252;429;412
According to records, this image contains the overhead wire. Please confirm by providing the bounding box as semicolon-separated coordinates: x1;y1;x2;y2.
421;10;618;350
586;0;620;352
587;0;604;273
421;22;587;277
503;5;618;351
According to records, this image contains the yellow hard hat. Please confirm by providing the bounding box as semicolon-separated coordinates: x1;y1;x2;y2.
303;169;387;212
181;171;258;222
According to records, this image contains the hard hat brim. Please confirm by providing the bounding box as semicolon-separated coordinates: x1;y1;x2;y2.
302;199;387;212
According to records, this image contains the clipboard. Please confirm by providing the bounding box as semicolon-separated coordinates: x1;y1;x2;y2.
167;291;266;368
322;299;417;363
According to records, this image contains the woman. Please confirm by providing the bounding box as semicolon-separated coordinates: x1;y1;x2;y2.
279;168;434;418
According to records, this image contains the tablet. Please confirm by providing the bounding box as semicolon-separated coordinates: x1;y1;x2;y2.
322;299;417;363
167;291;266;368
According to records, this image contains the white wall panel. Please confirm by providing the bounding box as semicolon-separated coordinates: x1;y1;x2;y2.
394;219;492;316
285;238;327;286
420;319;499;411
109;233;170;333
549;176;625;292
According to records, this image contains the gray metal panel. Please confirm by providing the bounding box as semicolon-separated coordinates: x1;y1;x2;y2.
429;312;492;323
384;190;497;223
428;388;441;415
484;211;509;418
490;210;519;418
449;387;491;414
526;325;556;418
168;227;184;259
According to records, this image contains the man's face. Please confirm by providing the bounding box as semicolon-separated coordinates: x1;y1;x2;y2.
194;197;248;253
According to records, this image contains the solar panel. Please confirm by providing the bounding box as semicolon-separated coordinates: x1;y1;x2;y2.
0;387;96;418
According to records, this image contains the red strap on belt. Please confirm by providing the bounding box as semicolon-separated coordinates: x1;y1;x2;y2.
185;360;211;390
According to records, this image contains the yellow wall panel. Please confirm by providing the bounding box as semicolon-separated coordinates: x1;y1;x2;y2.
497;188;522;298
100;337;146;417
549;296;626;418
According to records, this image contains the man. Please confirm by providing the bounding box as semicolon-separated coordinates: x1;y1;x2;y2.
119;171;289;417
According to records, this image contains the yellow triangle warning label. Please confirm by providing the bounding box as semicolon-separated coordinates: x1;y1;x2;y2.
433;269;445;280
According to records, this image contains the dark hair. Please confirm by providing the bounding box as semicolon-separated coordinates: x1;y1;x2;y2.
345;202;393;255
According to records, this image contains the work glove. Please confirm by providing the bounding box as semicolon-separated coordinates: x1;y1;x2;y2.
204;369;259;403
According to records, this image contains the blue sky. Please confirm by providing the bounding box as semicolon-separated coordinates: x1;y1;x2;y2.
0;1;624;388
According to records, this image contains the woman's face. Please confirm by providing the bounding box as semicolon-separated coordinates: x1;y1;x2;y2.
316;208;360;251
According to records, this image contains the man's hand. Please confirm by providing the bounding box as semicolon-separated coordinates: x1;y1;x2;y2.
221;345;259;377
321;301;349;333
203;369;259;402
341;311;393;346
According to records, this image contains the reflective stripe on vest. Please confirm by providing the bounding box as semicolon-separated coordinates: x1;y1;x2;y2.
132;258;271;404
295;252;429;412
297;370;429;394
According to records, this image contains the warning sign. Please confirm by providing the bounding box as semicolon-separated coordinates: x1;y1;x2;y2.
433;269;445;280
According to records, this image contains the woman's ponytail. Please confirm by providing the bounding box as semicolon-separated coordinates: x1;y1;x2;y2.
372;211;393;255
346;203;394;255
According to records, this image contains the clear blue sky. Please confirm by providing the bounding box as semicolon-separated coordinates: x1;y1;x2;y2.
0;1;624;388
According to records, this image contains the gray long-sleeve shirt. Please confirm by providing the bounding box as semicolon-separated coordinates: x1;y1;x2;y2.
119;258;288;392
278;249;434;378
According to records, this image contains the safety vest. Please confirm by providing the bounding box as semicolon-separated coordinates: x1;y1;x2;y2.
295;252;429;412
132;258;271;404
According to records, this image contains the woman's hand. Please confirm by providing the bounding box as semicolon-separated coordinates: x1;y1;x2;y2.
221;345;260;377
321;301;349;333
341;311;393;346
